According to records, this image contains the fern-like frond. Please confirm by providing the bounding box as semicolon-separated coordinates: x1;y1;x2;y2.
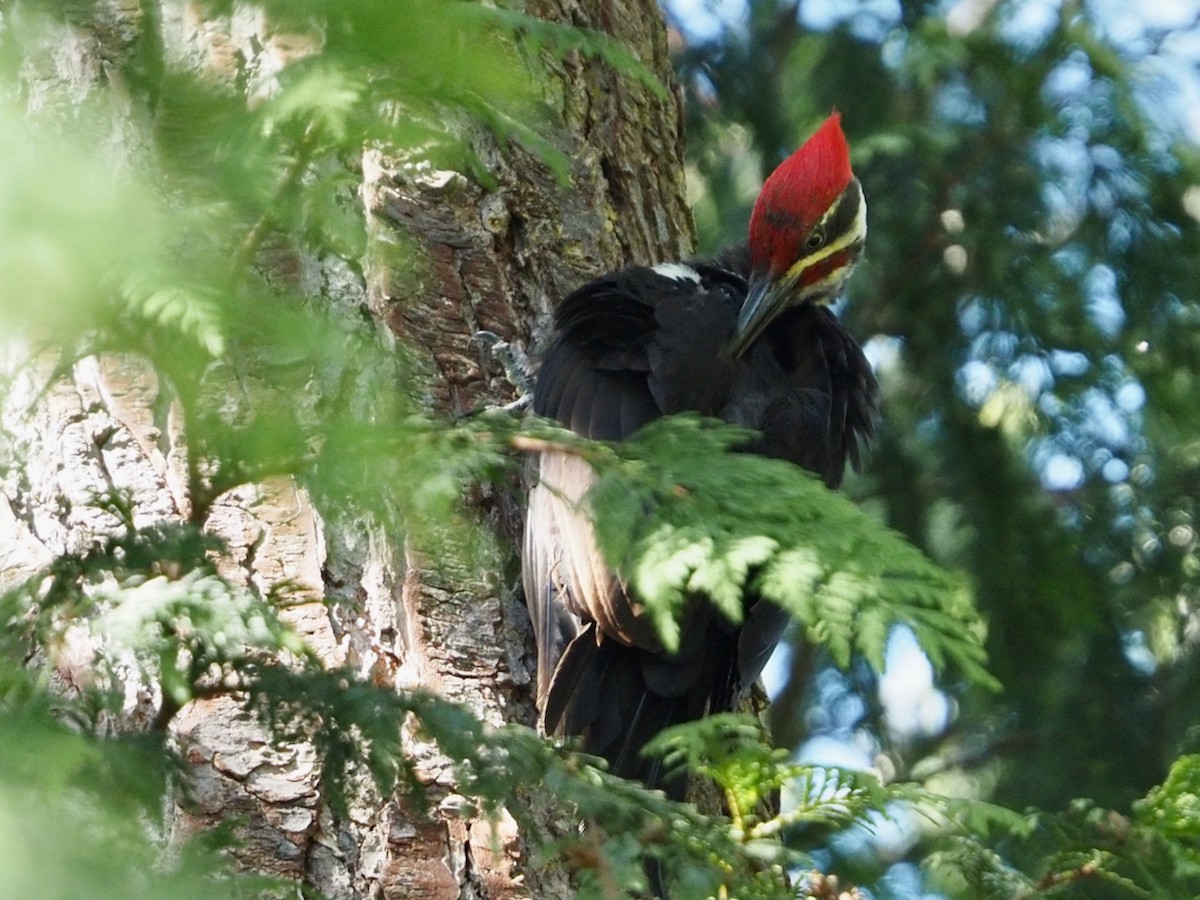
585;416;995;689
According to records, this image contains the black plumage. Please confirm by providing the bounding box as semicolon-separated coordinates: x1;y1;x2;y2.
522;245;878;789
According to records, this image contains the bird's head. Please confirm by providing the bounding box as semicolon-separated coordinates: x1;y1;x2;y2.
733;113;866;355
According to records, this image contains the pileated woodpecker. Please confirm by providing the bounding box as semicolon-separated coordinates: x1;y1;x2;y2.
523;114;877;789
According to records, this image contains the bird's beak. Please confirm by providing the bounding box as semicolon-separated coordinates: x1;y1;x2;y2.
731;273;789;358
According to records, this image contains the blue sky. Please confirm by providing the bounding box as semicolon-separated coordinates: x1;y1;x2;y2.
666;0;1200;141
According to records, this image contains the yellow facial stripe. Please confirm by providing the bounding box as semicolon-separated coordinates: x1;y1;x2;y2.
782;181;867;283
797;267;852;303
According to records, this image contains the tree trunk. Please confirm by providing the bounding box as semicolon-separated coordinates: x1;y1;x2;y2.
1;1;691;897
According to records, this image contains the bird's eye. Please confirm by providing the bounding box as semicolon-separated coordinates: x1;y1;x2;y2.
806;229;825;250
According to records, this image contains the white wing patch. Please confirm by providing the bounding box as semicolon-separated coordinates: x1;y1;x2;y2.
652;262;702;284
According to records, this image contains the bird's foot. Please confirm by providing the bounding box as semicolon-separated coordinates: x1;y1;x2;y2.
471;330;535;413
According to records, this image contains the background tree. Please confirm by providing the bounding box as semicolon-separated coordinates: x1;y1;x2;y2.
671;0;1200;893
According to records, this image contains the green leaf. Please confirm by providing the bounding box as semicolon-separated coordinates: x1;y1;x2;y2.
587;417;995;688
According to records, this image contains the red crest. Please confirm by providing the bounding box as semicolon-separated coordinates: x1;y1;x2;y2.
748;113;854;277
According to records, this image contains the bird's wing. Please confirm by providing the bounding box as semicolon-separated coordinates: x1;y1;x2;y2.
527;268;733;657
645;269;741;416
522;269;666;703
536;266;742;435
524;266;747;778
731;304;878;486
803;305;878;479
536;275;655;439
523;450;663;660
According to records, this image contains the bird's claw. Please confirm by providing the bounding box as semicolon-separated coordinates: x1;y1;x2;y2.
472;329;536;400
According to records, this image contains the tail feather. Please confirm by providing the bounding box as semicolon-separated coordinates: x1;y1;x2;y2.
541;623;601;737
543;621;740;796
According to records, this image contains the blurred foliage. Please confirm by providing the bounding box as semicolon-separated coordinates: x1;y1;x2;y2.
2;0;1199;897
670;0;1200;895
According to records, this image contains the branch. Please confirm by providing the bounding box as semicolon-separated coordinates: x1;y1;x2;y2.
1016;861;1101;898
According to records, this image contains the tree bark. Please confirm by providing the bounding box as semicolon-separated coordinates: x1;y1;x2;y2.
0;1;691;897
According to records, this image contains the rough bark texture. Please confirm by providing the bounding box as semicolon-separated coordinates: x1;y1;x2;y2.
360;4;692;894
0;1;691;897
368;0;693;417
